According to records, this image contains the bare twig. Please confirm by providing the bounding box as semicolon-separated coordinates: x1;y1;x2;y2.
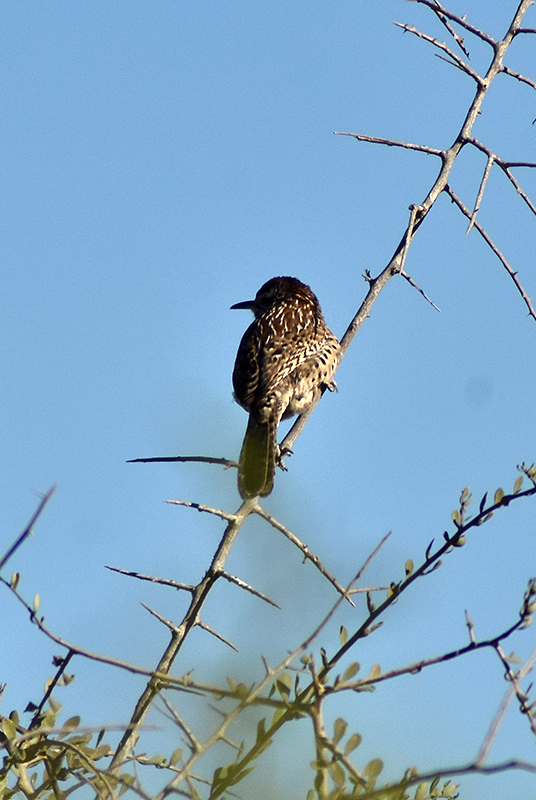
466;153;495;233
128;455;237;469
141;603;180;633
445;185;536;321
406;0;497;45
393;22;483;83
254;506;355;605
219;570;280;608
475;641;536;763
0;486;56;571
333;131;443;157
196;620;238;652
165;499;237;522
105;566;195;593
468;136;536;216
502;64;536;90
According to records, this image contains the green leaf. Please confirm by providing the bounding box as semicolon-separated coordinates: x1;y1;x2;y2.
344;733;362;755
405;559;414;578
62;716;80;732
33;594;41;614
256;718;266;744
514;475;524;494
341;662;360;682
333;717;347;745
2;717;17;741
66;733;92;747
275;673;292;701
330;761;345;787
9;710;20;727
451;509;460;527
365;758;383;785
340;625;348;645
169;748;183;767
366;592;376;613
494;487;504;504
234;683;249;700
414;782;428;800
91;744;111;760
49;697;62;715
369;663;381;680
10;572;20;590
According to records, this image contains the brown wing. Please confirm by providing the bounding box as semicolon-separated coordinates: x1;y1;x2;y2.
232;321;263;411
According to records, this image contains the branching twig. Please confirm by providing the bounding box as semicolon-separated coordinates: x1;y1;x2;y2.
254;506;355;605
394;22;483;83
445;185;536;321
0;486;56;572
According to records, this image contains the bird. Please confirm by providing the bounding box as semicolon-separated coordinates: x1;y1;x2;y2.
231;276;340;499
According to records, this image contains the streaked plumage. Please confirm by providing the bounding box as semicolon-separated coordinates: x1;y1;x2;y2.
231;276;340;499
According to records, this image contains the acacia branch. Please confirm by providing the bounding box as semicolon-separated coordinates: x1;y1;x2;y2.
407;0;498;45
445;185;536;321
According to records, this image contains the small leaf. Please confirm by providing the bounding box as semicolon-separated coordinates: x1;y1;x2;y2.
2;717;17;741
169;747;183;767
330;761;345;787
451;509;460;527
405;559;414;578
514;475;524;494
33;594;40;614
340;625;348;646
479;492;488;513
48;697;62;714
333;717;347;745
369;663;381;680
234;683;249;700
414;782;428;800
344;733;362;755
494;487;504;505
62;716;80;732
10;572;20;590
256;718;266;744
92;744;111;760
365;758;383;781
460;487;471;503
341;662;360;682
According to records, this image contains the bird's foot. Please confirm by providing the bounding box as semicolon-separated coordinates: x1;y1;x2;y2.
276;443;293;472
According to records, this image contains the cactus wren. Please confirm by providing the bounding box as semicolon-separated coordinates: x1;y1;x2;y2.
231;276;340;499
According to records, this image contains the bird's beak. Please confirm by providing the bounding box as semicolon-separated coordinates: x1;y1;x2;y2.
230;300;255;310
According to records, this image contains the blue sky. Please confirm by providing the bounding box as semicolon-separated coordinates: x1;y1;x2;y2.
1;2;535;798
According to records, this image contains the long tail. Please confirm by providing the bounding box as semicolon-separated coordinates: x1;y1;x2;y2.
238;414;276;499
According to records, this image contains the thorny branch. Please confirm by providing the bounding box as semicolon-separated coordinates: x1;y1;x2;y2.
116;2;535;772
3;3;535;797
